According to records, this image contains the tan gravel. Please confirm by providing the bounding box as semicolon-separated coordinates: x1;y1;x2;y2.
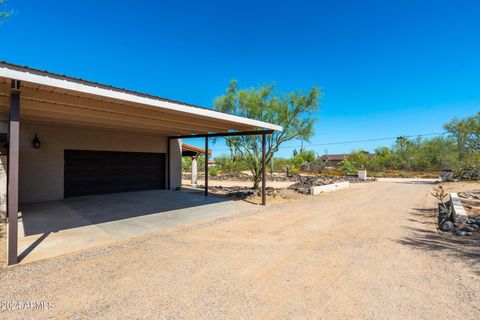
1;181;479;319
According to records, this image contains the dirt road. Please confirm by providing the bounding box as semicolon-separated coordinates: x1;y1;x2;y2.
1;181;479;319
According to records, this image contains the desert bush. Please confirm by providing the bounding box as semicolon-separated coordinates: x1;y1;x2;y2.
289;167;300;176
339;159;356;175
271;157;290;173
290;150;316;168
214;156;247;175
300;158;326;173
209;166;219;177
182;157;192;172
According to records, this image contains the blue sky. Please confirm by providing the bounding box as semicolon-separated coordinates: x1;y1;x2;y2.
0;0;478;157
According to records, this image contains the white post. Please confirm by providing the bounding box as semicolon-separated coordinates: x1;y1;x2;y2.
191;156;198;186
358;169;367;180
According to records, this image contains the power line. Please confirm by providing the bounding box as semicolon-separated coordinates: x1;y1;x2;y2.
277;131;448;149
207;131;448;152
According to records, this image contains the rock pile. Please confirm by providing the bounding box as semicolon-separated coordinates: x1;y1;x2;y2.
184;173;379;184
183;173;300;182
439;216;480;237
455;166;480;181
440;189;480;236
288;175;375;194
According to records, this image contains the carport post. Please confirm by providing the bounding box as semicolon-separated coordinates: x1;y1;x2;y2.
172;130;274;202
167;138;171;190
8;80;20;266
261;132;266;205
204;137;208;196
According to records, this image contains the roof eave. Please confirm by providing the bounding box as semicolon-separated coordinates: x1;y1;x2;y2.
0;62;283;132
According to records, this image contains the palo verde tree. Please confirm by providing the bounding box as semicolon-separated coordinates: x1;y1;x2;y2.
214;80;321;188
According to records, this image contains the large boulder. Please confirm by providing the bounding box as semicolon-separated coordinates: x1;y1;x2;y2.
469;224;479;231
461;226;475;233
440;221;454;232
467;218;476;224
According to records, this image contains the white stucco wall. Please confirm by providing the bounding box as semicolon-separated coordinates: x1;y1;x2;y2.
18;122;181;203
169;138;182;190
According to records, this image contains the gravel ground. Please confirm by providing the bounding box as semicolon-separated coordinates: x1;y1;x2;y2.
0;182;479;319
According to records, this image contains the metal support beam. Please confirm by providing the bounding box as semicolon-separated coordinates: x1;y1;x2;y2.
205;137;208;196
171;129;274;139
167;138;171;190
262;133;266;206
170;129;275;204
8;80;20;265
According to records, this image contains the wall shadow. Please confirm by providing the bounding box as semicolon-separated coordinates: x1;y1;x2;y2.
396;207;480;275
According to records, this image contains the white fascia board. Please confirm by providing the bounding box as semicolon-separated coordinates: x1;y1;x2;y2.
0;65;283;132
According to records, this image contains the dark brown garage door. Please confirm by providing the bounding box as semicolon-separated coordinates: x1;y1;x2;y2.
64;150;166;197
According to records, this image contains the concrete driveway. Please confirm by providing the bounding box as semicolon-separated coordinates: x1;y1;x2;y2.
18;189;255;263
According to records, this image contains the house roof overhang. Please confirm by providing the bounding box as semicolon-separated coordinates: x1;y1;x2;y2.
181;143;211;157
0;62;282;136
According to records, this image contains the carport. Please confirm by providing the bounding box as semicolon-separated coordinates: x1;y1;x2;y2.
0;61;282;265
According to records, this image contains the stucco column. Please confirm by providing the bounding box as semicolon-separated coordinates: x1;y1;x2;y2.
168;138;182;190
204;137;208;196
8;80;20;265
191;156;198;186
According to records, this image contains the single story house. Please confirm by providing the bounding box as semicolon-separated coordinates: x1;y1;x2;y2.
318;154;349;167
318;153;373;168
0;61;282;265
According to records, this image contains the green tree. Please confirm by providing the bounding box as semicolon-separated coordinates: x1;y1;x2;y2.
214;81;321;188
392;136;419;169
339;159;356;175
413;137;459;170
291;149;316;168
345;150;370;169
444;112;480;163
370;147;395;170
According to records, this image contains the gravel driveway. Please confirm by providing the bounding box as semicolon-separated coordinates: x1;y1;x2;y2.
1;181;479;319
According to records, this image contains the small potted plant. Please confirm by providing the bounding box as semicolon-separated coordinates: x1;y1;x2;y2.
431;186;451;227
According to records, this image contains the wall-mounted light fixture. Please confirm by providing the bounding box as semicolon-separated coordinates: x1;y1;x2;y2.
32;134;41;149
